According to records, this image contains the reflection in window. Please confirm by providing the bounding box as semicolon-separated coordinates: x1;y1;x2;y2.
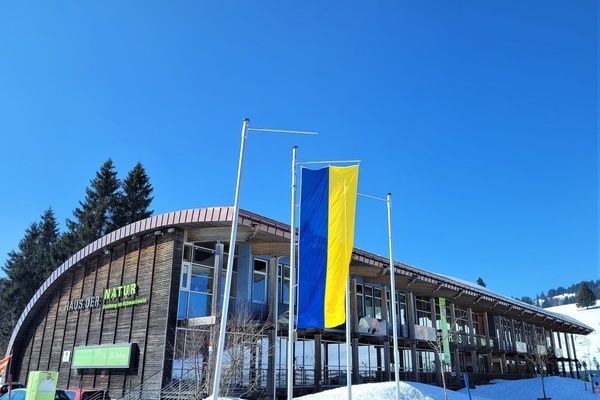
177;244;237;320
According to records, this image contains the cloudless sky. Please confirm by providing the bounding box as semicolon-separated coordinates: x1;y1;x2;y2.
0;1;597;300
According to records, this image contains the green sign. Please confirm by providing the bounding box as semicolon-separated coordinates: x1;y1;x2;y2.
26;371;59;400
72;343;135;369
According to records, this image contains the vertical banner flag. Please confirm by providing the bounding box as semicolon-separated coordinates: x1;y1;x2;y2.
439;298;451;364
297;165;359;329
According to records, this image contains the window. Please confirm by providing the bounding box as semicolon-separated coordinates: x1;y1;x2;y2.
178;244;226;320
181;264;189;289
386;290;407;325
279;263;290;304
191;265;212;293
374;288;382;319
415;296;432;327
365;286;374;317
252;258;268;304
455;307;468;333
356;284;364;317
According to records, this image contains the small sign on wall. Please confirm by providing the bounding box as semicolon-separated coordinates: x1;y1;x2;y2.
62;351;71;363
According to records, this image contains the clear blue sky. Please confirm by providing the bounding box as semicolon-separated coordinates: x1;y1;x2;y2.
0;1;597;300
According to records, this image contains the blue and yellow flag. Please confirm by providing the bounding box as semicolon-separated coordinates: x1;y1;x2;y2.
297;165;359;329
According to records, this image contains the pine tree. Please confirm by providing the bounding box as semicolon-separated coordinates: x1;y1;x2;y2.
38;208;62;279
0;208;62;352
111;161;154;230
476;277;486;287
61;159;120;256
576;283;596;309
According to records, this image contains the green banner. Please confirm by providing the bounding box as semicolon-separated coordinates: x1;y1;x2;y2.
439;298;450;364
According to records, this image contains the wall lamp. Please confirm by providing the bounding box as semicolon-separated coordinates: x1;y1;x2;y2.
167;228;175;234
103;248;111;255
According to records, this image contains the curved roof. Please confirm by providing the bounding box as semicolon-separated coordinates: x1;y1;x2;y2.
7;207;593;356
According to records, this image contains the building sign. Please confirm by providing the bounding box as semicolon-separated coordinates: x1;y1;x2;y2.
72;343;136;369
414;325;437;341
516;341;527;353
64;283;147;313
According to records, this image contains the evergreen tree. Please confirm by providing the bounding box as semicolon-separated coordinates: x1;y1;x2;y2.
520;296;535;305
0;209;62;351
111;161;154;230
38;208;62;279
61;159;120;256
476;277;486;287
576;283;596;309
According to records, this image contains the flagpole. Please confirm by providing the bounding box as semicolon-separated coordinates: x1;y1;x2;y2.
211;122;316;400
357;192;401;400
387;193;401;400
344;179;352;400
345;276;352;400
287;146;298;400
211;118;249;399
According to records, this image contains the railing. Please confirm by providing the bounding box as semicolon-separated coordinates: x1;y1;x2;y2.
116;369;163;400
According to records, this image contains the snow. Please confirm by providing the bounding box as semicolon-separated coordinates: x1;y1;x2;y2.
292;376;599;400
213;302;600;400
546;303;600;369
211;377;600;400
291;301;600;399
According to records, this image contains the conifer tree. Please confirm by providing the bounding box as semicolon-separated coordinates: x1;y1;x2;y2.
576;283;596;309
0;208;62;352
476;277;486;287
61;159;120;256
111;161;154;230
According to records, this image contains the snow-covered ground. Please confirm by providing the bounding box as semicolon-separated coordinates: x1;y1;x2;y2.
292;376;599;400
546;303;600;370
293;302;600;399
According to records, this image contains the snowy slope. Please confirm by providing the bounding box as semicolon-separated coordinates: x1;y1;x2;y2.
546;303;600;370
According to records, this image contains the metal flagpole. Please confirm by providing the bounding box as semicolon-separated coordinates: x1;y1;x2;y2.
211;118;249;399
386;193;401;400
345;276;352;400
344;179;352;400
211;122;316;400
287;146;298;400
356;192;401;400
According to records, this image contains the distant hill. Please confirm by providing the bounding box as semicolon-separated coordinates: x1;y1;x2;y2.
515;279;600;308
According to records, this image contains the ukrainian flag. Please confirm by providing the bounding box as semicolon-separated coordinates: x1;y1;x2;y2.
297;165;359;329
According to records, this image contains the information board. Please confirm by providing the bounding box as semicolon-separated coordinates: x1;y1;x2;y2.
72;343;135;369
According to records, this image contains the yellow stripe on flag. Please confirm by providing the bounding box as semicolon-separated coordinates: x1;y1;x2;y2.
324;165;359;328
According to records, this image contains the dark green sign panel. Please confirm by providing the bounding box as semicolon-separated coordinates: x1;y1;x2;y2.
72;343;134;369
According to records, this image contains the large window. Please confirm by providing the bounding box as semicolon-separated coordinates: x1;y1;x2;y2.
178;244;236;320
415;296;432;327
356;284;383;319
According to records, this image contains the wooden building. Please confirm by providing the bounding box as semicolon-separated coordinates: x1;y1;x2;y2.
5;207;593;399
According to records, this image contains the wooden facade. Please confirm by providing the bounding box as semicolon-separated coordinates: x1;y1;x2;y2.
4;207;594;399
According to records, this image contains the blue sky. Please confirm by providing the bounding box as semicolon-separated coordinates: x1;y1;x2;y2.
0;1;597;299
